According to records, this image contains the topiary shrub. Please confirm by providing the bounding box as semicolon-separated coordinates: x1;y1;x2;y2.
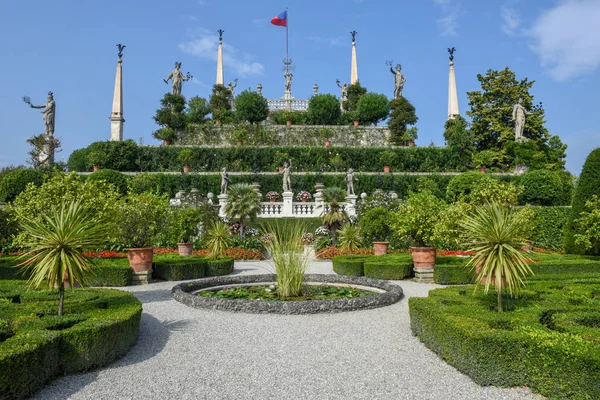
359;207;396;243
153;255;208;281
67;140;139;172
206;257;234;276
519;169;573;206
307;94;341;125
565;148;600;254
86;169;129;196
364;260;412;280
446;171;494;203
0;169;44;203
332;255;369;276
434;265;475;284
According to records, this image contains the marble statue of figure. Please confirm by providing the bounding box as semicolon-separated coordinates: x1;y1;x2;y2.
282;160;292;192
390;64;406;99
512;98;530;141
227;79;238;97
345;168;357;195
284;72;293;93
336;80;348;101
164;62;189;96
220;167;231;194
29;91;56;136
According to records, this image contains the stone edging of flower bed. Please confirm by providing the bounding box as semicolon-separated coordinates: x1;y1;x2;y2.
171;274;403;314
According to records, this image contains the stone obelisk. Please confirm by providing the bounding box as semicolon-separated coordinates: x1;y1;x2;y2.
447;48;459;120
216;29;224;85
350;31;358;84
110;44;125;141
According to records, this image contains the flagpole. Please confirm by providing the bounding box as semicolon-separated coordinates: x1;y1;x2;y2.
285;7;289;65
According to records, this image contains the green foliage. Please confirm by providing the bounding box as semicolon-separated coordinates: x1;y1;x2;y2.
433;264;475;285
204;221;231;259
153;127;177;143
466;67;565;169
234;90;269;124
574;195;600;254
471;150;496;170
308;94;341;125
337;223;363;252
565;148;600;254
177;148;194;167
115;192;169;248
0;169;44;203
394;191;447;247
186;96;210;124
153;93;187;143
433;201;473;250
469;179;523;206
86;169;129;196
356;93;390;125
445;172;493;202
209;84;233;122
26;133;62;168
86;150;106;169
519;169;573;206
0;281;141;399
153;255;207;280
388;97;418;145
359;207;396;243
67;140;139;172
224;183;261;239
443;116;474;170
332;255;369;276
206;257;235;276
321;187;349;245
364;259;412;280
343;81;367;112
461;203;533;311
530;206;569;250
166;206;202;243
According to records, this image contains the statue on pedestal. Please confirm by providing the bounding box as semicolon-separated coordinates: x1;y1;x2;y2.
164;62;190;96
284;71;293;93
281;160;292;192
387;62;406;99
447;47;456;62
26;91;55;136
23;91;58;165
345;168;357;195
227;79;238;97
220;167;231;194
512;98;530;141
336;79;348;101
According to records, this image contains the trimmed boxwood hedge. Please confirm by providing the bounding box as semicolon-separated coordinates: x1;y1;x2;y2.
206;257;235;276
0;280;142;399
153;255;208;281
332;255;370;276
333;254;414;279
364;260;412;280
433;265;475;285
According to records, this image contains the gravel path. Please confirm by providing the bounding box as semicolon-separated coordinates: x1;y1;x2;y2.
33;261;540;400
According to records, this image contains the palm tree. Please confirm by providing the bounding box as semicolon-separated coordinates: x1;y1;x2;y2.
18;201;108;316
320;187;349;246
461;202;534;312
223;183;261;240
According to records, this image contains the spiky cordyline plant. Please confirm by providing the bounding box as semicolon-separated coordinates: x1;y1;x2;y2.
338;223;362;252
18;201;108;316
262;221;309;298
204;220;232;260
460;202;534;312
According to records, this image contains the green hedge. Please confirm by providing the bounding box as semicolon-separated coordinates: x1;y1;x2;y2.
68;142;461;172
364;260;412;280
153;255;207;281
333;254;413;279
434;265;475;285
530;206;570;250
0;281;141;399
206;258;235;276
0;169;45;203
332;255;370;276
409;279;600;399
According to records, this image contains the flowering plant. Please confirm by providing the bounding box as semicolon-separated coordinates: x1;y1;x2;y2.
265;191;280;200
296;191;312;201
315;226;329;237
229;222;241;235
301;233;315;245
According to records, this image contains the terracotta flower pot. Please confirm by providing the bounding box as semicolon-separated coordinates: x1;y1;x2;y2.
236;140;243;146
408;140;415;147
183;165;190;173
411;247;436;269
520;241;532;253
270;198;276;203
177;242;194;257
479;167;486;173
324;140;331;147
127;247;154;272
93;165;100;172
373;241;390;256
353;121;359;127
215;119;220;125
301;199;307;203
476;261;506;286
163;139;171;146
383;166;391;173
286;120;292;126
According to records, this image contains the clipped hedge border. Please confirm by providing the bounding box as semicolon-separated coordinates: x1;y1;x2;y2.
332;255;370;276
333;254;414;280
433;265;475;285
206;258;235;276
364;261;412;280
153;256;208;281
0;282;142;399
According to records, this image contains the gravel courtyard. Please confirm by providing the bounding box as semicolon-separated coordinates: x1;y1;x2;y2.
33;260;540;400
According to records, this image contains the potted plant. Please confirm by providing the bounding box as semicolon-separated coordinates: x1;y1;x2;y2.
116;192;168;275
394;191;446;281
153;127;176;146
265;191;280;202
282;110;296;126
296;191;312;202
233;125;248;145
379;150;398;173
359;207;395;255
319;127;334;147
473;150;495;173
350;111;360;127
170;206;202;256
177;148;194;173
87;150;106;172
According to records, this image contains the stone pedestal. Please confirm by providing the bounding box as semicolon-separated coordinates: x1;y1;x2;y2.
514;164;529;175
345;194;358;217
447;61;459;120
218;194;228;218
282;191;293;217
132;271;152;285
414;268;434;284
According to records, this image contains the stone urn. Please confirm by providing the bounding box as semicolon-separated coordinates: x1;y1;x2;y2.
383;166;391;173
183;165;190;173
127;247;154;272
163;139;171;146
479;167;486;173
408;140;415;147
373;242;389;256
178;243;194;257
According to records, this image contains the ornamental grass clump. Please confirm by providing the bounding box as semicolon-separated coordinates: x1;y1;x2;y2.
262;221;309;298
460;202;534;312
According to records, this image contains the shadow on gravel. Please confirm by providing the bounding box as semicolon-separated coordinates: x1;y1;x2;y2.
130;288;174;304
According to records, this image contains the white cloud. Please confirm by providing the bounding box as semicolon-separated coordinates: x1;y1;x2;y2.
528;0;600;81
179;34;265;77
501;7;520;36
433;0;463;36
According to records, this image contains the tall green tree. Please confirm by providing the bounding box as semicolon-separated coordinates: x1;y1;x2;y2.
443;116;474;170
186;96;211;125
153;93;187;143
308;94;341;125
388;97;418;145
466;67;566;169
234;90;269;124
343;81;367;112
223;183;261;240
357;93;390;126
209;84;233;123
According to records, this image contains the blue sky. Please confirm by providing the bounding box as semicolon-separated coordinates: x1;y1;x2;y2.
1;0;599;174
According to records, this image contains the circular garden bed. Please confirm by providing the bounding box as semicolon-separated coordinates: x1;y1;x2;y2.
172;274;403;314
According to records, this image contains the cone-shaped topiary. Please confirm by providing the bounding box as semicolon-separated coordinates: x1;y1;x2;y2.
565;147;600;254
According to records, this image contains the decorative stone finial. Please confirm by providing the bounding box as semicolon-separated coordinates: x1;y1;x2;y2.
447;47;456;62
117;44;126;59
350;30;357;43
217;29;224;42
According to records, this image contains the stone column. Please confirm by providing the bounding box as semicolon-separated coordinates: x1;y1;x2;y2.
282;191;293;217
351;41;358;85
345;195;358;217
110;57;125;141
447;61;459;120
216;38;224;85
218;194;228;218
